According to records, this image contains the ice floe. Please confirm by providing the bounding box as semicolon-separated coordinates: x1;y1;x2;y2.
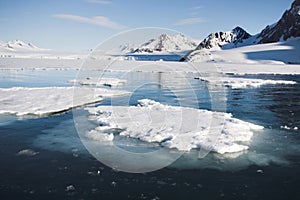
17;149;39;156
280;125;299;131
85;99;263;154
69;77;127;87
0;87;129;116
196;76;297;89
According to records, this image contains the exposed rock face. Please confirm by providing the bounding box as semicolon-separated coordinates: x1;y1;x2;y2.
179;27;251;61
196;26;251;50
258;0;300;43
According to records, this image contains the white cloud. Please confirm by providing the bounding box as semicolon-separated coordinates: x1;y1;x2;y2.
53;14;126;29
174;17;206;26
85;0;112;5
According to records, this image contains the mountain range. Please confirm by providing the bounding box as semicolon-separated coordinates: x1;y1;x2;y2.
181;0;300;61
0;39;46;52
1;0;299;62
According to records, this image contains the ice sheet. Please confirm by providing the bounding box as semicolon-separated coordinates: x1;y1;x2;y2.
0;87;129;116
85;99;263;154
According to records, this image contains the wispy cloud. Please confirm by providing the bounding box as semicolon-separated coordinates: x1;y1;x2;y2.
189;6;204;16
174;17;206;26
52;14;126;29
85;0;112;5
192;6;203;10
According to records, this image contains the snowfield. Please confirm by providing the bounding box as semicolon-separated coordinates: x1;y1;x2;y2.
85;99;264;154
0;87;129;116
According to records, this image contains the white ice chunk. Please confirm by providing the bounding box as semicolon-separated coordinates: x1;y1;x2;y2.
17;149;39;156
85;99;263;154
86;128;114;142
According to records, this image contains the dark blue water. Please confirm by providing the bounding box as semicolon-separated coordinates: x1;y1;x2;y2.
0;69;300;199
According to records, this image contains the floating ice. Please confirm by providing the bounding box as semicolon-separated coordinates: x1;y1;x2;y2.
17;149;39;156
197;76;297;89
85;99;263;154
281;125;291;130
0;87;129;117
280;125;299;131
65;185;76;192
69;77;127;87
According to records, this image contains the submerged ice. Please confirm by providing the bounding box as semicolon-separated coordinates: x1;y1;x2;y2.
85;99;263;154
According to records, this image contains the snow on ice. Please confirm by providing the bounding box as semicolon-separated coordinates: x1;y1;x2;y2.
85;99;263;154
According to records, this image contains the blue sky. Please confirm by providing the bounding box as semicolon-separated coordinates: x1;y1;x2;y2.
0;0;294;51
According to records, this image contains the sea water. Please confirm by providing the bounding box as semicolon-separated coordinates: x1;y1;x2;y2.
0;68;299;199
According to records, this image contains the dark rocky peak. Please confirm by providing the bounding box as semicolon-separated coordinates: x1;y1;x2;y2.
196;26;251;50
258;0;300;43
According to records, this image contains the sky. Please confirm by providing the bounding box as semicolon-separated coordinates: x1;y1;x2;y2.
0;0;295;52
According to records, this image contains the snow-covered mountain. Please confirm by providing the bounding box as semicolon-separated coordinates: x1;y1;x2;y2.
194;27;252;51
257;0;300;43
0;39;46;52
188;0;300;52
0;40;89;60
182;0;300;62
187;37;300;64
131;33;197;54
180;27;252;61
